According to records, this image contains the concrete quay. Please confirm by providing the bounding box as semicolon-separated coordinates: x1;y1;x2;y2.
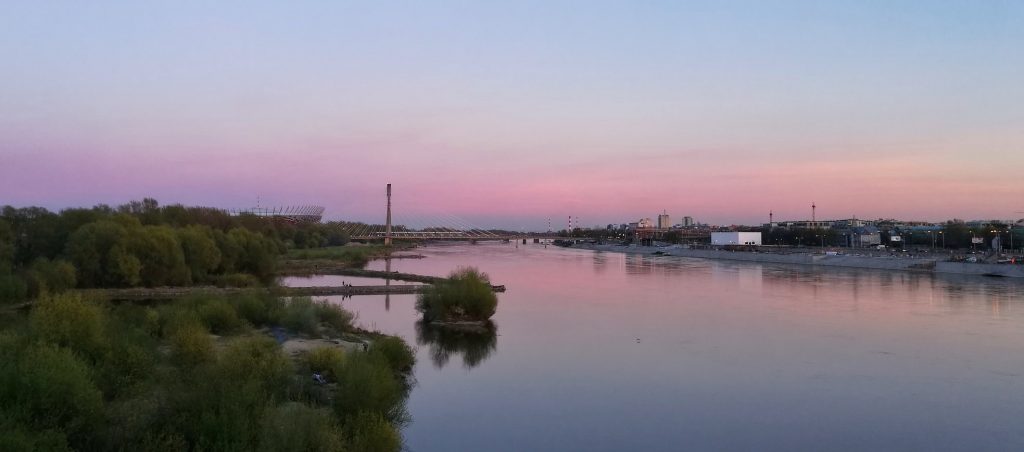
574;244;1024;278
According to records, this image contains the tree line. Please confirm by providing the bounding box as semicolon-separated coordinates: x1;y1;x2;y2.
1;199;352;303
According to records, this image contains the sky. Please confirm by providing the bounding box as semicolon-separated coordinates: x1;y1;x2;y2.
2;1;1022;230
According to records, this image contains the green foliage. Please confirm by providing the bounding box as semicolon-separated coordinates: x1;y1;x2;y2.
0;285;408;451
0;273;28;304
305;346;346;379
258;403;346;452
1;344;103;444
285;246;377;266
198;300;244;334
282;297;354;337
217;336;294;394
228;228;279;283
66;220;130;287
23;258;77;298
332;351;408;425
0;218;14;272
343;412;401;452
231;293;285;327
416;267;498;322
314;300;355;335
370;336;416;374
174;336;295;452
0;416;71;452
176;225;222;283
107;244;142;286
283;297;320;336
2;199;366;295
169;323;215;368
30;293;109;361
212;272;262;288
127;225;192;286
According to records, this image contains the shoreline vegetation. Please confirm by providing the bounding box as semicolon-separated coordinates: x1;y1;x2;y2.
0;291;414;451
0;199;426;451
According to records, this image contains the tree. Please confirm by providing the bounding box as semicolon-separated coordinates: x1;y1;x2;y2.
126;226;191;287
23;258;77;298
30;293;109;362
65;220;130;287
176;226;222;283
0;219;14;272
228;228;278;283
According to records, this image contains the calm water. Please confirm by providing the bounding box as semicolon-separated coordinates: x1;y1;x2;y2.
285;243;1024;451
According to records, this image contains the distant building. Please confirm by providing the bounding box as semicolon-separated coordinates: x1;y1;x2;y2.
657;212;672;229
712;231;762;246
841;226;881;247
637;218;654;229
774;220;832;230
832;218;870;228
683;216;694;227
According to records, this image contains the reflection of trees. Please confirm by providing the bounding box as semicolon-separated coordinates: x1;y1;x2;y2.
415;320;497;370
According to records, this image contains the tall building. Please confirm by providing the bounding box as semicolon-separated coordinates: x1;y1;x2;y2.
683;216;694;227
657;211;672;229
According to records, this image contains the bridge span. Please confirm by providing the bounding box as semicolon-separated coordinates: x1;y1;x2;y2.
350;231;563;242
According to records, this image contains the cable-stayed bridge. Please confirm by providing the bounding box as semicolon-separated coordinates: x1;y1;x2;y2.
340;184;561;242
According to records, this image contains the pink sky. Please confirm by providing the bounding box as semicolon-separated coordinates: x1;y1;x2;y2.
2;2;1022;230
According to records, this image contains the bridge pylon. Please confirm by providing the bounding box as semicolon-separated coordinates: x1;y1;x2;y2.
385;184;393;246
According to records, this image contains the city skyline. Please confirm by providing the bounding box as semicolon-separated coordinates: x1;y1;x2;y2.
2;1;1022;229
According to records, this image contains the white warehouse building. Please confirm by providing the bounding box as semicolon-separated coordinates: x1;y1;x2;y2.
711;231;762;246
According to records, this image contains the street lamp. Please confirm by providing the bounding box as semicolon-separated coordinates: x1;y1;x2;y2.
938;231;945;249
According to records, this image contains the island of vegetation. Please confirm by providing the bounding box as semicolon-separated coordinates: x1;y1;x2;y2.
0;199;417;451
415;267;498;326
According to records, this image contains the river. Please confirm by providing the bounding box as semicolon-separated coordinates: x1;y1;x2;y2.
284;243;1024;451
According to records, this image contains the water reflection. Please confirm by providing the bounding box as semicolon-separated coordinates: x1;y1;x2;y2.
415;320;498;370
322;243;1024;451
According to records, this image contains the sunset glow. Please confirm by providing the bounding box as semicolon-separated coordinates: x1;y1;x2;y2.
2;1;1022;228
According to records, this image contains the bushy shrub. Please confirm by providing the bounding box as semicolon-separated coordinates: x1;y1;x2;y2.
216;336;293;398
0;417;71;452
198;301;243;334
305;346;345;379
23;258;77;298
344;412;401;452
332;352;407;424
30;293;109;361
369;336;415;374
416;267;498;322
169;323;215;368
9;344;103;443
258;403;345;452
314;301;354;334
283;297;320;336
212;273;262;288
232;293;285;326
0;273;27;304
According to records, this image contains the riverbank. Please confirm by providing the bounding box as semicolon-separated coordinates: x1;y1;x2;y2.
570;243;1024;278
